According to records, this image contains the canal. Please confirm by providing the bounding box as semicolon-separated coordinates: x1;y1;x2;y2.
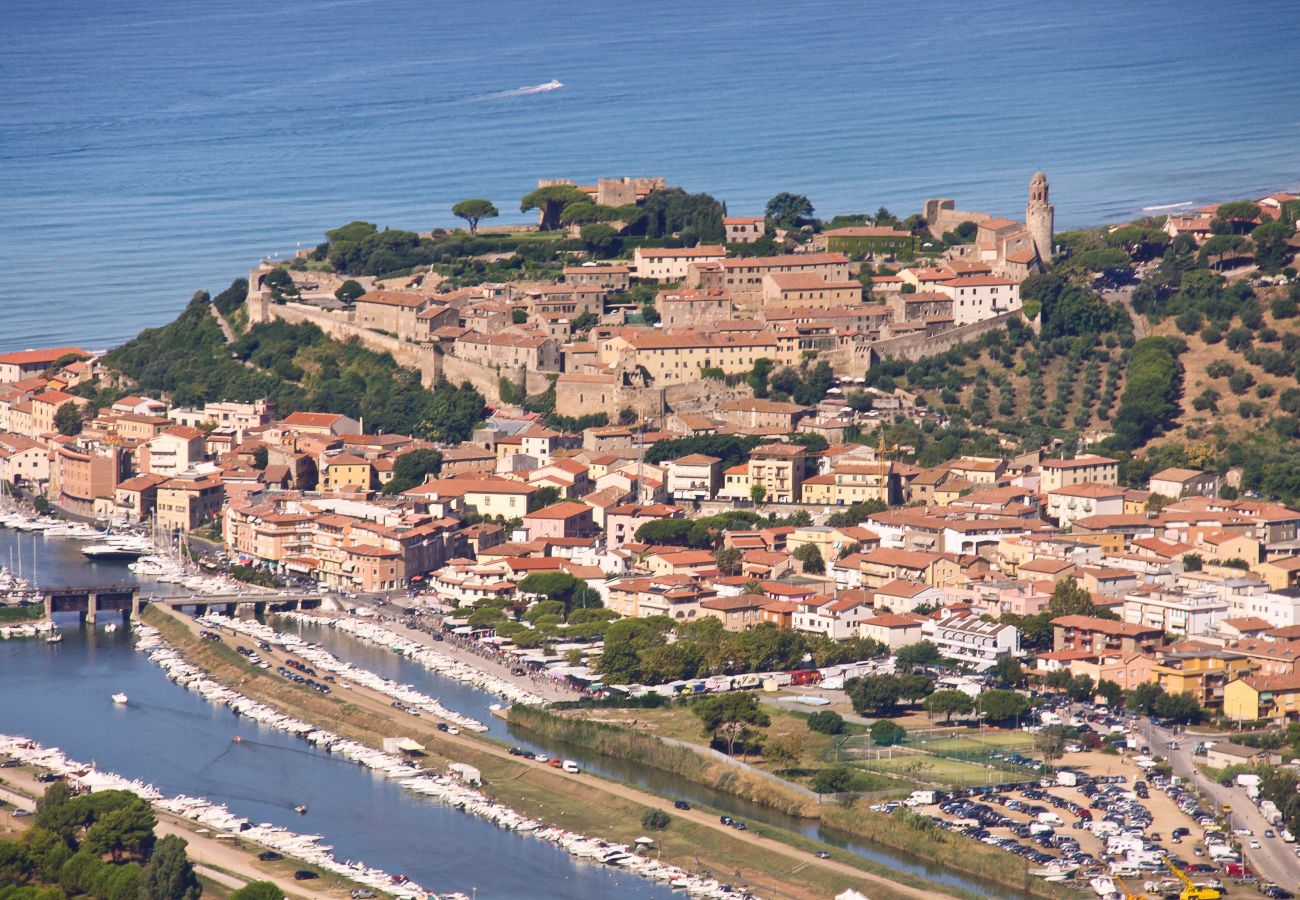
4;528;1020;898
283;618;1024;899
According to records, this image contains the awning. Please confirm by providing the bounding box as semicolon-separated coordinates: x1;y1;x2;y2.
396;738;426;753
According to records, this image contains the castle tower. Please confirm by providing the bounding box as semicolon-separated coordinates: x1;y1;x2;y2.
1026;170;1054;264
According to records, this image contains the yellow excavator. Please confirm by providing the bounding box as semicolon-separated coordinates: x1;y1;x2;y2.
1163;857;1221;900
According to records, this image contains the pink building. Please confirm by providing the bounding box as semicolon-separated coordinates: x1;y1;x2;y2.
522;501;596;539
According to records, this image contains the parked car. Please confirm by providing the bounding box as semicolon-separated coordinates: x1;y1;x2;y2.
674;800;690;811
257;851;283;861
293;870;318;881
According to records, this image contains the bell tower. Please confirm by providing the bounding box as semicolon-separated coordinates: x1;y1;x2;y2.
1026;170;1054;264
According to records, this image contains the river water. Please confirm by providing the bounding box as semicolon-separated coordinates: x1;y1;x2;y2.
2;529;1016;897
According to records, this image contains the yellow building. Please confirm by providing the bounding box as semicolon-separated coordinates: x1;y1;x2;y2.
156;476;224;533
320;454;376;491
1224;673;1300;723
1151;647;1257;710
597;329;784;384
747;443;806;503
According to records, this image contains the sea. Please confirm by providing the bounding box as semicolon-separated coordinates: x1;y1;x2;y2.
2;0;1299;350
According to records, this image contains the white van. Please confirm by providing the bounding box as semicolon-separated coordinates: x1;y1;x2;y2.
1038;812;1063;826
561;760;580;774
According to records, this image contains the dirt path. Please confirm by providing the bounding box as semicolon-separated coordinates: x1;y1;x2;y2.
210;303;237;343
187;611;960;900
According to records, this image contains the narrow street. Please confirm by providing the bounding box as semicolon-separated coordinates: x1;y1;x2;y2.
1142;720;1300;887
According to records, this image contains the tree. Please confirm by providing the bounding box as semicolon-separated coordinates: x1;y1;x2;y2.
763;732;807;767
714;545;742;577
793;542;825;574
451;198;499;235
1035;725;1069;765
520;184;588;231
140;835;200;900
82;797;156;862
811;765;855;795
1066;673;1096;703
749;484;766;505
54;402;83;436
334;279;364;305
1046;577;1097;618
1043;669;1072;692
230;883;285;900
641;809;671;830
807;710;846;735
924;689;973;723
977;690;1030;725
692;693;770;756
894;640;940;670
1097;678;1124;708
869;719;906;746
991;656;1026;689
765;193;814;230
747;358;775;398
381;448;443;495
1252;219;1294;272
847;674;901;716
898;673;934;706
1125;682;1164;717
580;223;619;256
1153;690;1203;725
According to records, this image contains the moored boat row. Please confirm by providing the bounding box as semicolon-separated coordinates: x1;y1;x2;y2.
197;613;489;732
133;621;757;899
284;612;548;708
0;731;435;900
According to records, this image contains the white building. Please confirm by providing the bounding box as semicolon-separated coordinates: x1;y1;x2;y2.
1046;483;1126;528
924;613;1020;671
1121;587;1229;637
935;276;1022;325
632;245;727;281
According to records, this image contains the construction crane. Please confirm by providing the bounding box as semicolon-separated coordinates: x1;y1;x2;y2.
1114;873;1151;900
1163;857;1221;900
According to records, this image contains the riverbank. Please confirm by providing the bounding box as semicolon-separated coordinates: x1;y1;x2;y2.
508;705;1069;900
142;604;976;900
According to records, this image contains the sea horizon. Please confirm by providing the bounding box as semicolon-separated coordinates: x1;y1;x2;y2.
4;0;1299;350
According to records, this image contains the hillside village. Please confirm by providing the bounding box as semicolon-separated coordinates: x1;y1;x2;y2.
6;175;1300;731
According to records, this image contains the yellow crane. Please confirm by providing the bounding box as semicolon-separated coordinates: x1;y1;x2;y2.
1114;873;1150;900
1163;857;1221;900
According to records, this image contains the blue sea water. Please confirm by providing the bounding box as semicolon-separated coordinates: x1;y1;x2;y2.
2;0;1298;350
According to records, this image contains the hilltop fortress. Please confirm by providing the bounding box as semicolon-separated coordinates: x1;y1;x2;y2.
247;174;1053;420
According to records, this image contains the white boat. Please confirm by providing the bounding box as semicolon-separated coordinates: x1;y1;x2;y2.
46;632;63;644
1089;875;1118;898
112;693;128;704
82;543;145;560
104;623;118;633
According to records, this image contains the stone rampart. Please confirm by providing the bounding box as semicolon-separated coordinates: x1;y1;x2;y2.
255;300;440;386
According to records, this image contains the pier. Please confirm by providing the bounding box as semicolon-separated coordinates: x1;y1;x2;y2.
40;585;323;624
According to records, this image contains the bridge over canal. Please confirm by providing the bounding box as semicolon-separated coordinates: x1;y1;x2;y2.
41;585;323;624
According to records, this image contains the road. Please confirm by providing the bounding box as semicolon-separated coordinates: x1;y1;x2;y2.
1141;720;1300;888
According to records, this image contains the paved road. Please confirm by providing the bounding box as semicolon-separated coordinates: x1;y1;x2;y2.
1141;720;1300;888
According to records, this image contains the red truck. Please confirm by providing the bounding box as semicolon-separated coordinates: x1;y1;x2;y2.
785;670;823;686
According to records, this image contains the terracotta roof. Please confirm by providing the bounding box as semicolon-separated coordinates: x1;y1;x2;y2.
0;347;89;366
357;290;429;308
1051;614;1162;637
824;226;913;238
863;613;923;628
524;501;592;520
282;411;348;428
